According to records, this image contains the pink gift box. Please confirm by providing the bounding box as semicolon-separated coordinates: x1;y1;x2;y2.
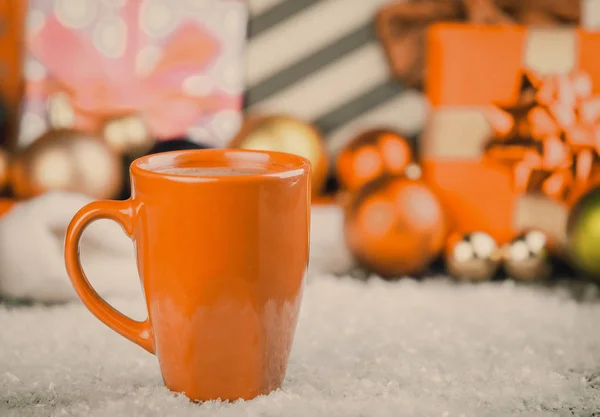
19;0;247;149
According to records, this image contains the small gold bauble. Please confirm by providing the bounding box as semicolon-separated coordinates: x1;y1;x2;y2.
10;129;123;200
102;114;154;157
503;230;552;281
230;115;329;197
445;232;501;282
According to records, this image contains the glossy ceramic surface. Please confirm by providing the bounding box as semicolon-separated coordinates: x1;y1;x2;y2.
65;149;311;402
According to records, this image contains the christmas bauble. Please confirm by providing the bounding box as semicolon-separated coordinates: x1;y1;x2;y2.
102;115;155;157
344;175;447;278
336;129;413;191
567;186;600;276
503;230;552;281
445;232;501;281
230;115;329;197
10;129;122;200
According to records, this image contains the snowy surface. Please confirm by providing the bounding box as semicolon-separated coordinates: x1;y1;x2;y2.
2;203;600;416
2;276;600;416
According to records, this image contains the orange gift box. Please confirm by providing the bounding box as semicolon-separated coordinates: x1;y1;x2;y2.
422;23;600;247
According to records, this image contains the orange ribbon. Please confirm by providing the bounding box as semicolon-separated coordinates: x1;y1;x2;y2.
484;70;600;201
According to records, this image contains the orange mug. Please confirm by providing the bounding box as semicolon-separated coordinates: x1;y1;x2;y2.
64;149;311;402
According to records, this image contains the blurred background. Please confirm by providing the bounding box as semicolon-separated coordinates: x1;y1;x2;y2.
0;0;599;301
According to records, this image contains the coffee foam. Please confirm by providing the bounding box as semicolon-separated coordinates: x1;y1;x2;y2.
156;166;268;177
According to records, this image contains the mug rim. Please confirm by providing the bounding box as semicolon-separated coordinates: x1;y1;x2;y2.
131;148;312;182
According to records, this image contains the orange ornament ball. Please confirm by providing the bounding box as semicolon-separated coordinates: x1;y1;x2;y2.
344;175;447;278
337;129;412;191
230;115;329;197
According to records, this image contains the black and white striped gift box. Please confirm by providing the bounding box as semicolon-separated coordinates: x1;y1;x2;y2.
243;0;429;155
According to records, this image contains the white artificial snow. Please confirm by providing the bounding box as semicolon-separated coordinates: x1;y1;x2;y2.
308;204;354;276
2;277;600;416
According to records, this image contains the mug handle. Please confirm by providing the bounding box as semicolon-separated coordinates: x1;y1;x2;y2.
64;199;155;354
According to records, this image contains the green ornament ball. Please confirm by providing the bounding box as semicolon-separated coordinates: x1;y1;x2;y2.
567;187;600;277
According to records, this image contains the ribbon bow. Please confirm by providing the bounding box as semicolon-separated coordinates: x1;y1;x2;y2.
484;70;600;201
27;4;235;140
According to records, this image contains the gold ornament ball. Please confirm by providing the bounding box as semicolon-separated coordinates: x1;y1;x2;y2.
102;114;154;157
503;230;552;281
445;232;501;282
230;115;329;197
10;129;123;200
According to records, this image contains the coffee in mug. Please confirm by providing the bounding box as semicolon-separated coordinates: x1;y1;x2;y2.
156;166;270;177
